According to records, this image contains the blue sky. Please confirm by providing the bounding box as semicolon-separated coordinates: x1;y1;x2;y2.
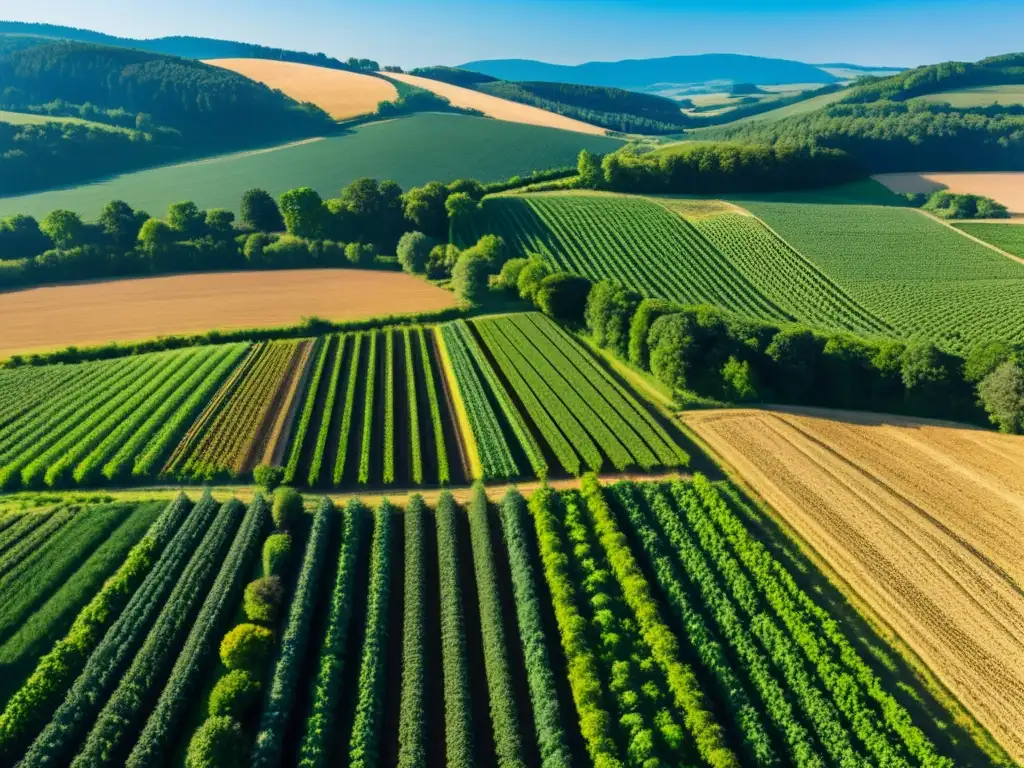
5;0;1023;69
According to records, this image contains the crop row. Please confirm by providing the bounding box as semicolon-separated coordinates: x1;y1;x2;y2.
284;336;333;485
438;321;519;480
397;496;427;768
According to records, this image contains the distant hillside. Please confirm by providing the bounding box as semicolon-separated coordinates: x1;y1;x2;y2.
458;54;840;90
698;53;1024;172
0;37;335;194
0;20;376;72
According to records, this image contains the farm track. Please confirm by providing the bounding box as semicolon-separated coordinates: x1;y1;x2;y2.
684;407;1024;762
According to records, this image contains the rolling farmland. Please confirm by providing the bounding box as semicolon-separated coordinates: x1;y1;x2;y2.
0;270;458;360
0;113;622;221
205;59;398;120
684;407;1024;764
460;191;890;335
0;478;982;766
733;199;1024;351
956;222;1024;257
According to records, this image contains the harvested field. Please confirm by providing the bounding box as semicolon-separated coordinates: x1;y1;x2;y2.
683;406;1024;764
873;171;1024;218
383;72;608;135
204;58;397;119
0;269;458;358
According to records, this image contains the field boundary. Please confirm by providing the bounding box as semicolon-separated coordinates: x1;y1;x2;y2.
916;208;1024;266
680;407;1019;767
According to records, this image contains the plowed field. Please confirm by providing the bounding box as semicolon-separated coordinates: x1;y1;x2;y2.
683;406;1024;763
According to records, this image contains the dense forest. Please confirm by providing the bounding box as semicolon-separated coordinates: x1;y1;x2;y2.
0;37;337;194
703;54;1024;171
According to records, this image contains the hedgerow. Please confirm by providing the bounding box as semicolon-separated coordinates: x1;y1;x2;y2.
298;499;364;768
126;496;268;768
347;500;393;768
251;497;333;767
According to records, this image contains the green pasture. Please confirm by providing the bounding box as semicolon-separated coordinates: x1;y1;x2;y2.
914;84;1024;108
0;112;622;221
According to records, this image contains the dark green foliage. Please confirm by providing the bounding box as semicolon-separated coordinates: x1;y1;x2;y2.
585;279;641;358
397;496;427;768
0;214;50;259
402;181;450;239
397;231;434;273
184;716;245;768
208;671;261;719
280;187;326;240
262;533;292;577
628;298;681;369
922;191;1009;219
516;257;552;303
220;623;274;673
244;577;285;623
468;484;525;768
410;66;499;87
452;252;490;303
535;272;593;324
978;360;1024;433
497;256;530;291
253;465;285;491
435;492;474;766
251;498;333;767
271;487;303;531
240;189;285;232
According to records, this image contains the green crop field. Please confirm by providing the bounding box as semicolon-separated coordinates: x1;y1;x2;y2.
955;222;1024;258
459;191;890;335
737;200;1024;351
0;112;622;221
913;84;1024;107
0;477;978;766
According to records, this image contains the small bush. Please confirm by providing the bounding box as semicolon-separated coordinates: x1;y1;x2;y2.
253;464;284;491
220;623;274;672
244;576;285;623
209;670;262;719
272;486;303;530
262;532;292;577
185;716;246;768
396;231;433;274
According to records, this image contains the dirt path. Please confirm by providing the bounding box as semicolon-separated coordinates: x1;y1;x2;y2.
683;407;1024;763
916;208;1024;266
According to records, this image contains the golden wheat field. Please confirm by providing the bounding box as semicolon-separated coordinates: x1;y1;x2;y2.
383;72;608;135
683;406;1024;763
204;59;398;119
0;269;458;358
874;171;1024;218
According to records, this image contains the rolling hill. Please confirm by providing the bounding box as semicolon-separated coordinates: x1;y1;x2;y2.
458;53;841;90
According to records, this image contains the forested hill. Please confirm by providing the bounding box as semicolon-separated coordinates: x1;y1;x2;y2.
458;53;840;89
0;38;336;194
0;20;370;71
697;53;1024;172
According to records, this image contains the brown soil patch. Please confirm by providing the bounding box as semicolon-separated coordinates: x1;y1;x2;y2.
0;269;458;358
205;59;397;120
383;72;608;136
873;171;1024;216
683;406;1024;763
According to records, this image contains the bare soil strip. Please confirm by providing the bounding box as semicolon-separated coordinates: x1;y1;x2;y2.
873;171;1024;215
0;269;458;359
683;406;1024;763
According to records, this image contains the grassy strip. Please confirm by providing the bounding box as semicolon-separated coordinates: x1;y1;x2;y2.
0;503;162;680
397;496;427;768
0;509;55;556
71;498;244;767
0;506;126;641
383;330;396;484
125;497;267;768
297;499;364;768
476;320;582;476
251;498;333;766
496;490;572;768
468;483;525;767
436;491;474;766
418;328;449;484
348;500;394;768
284;337;332;485
404;329;423;485
332;334;363;485
358;332;378;485
528;486;622;767
434;326;483;480
0;506;77;581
